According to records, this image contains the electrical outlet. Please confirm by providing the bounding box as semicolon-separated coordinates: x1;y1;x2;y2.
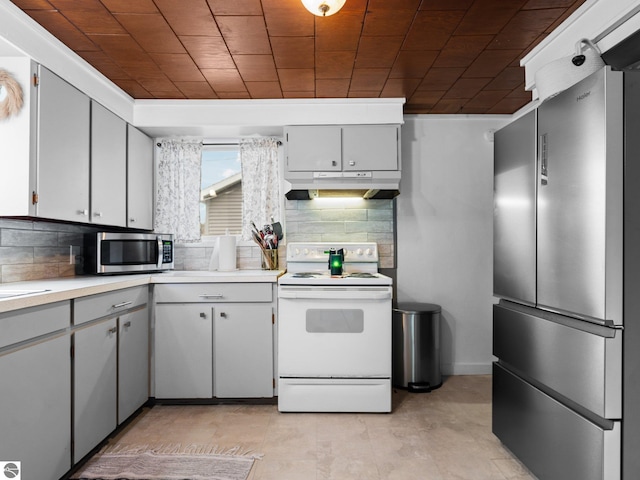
69;245;81;264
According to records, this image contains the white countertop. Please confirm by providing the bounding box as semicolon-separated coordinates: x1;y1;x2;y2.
0;270;285;314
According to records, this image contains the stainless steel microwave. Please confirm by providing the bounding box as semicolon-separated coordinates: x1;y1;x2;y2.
84;232;174;274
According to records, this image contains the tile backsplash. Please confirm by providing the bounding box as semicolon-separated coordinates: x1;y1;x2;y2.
174;197;397;271
0;219;93;284
0;199;396;283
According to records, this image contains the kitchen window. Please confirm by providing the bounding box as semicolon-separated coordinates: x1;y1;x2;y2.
200;144;242;236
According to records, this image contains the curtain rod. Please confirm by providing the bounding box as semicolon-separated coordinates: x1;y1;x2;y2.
156;140;282;147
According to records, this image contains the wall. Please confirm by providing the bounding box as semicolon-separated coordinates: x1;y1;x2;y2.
397;115;510;375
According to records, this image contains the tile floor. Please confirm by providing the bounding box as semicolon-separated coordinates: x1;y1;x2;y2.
104;375;537;480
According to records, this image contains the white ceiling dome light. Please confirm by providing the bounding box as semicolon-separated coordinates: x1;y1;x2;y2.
301;0;346;17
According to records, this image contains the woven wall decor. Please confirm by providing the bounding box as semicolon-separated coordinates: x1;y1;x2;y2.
0;69;24;120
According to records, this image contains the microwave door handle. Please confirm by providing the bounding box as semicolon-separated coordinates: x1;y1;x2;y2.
157;236;163;268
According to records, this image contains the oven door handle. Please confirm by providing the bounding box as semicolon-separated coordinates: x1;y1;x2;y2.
278;288;392;300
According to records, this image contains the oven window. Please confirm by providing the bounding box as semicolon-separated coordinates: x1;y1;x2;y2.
306;309;364;333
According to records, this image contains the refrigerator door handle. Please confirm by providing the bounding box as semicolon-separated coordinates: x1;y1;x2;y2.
540;133;548;185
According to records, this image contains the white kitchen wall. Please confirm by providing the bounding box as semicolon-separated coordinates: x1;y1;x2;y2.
397;115;510;376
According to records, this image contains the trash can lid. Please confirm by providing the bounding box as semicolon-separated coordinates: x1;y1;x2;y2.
394;302;441;314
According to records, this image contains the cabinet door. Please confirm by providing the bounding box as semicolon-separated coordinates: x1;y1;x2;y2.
118;307;149;424
74;318;117;463
155;304;213;398
213;303;273;398
0;334;71;480
286;126;342;171
342;125;399;171
91;101;126;226
37;65;90;222
127;125;154;230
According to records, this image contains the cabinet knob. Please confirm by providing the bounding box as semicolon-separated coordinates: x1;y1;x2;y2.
200;312;207;318
123;321;131;328
129;218;136;223
94;211;103;217
220;312;227;318
331;160;337;167
349;161;356;166
78;209;88;216
108;326;117;335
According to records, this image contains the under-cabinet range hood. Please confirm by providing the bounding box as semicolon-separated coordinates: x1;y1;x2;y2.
284;171;401;200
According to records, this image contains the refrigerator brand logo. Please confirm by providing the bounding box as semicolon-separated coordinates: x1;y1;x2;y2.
0;462;20;479
576;91;591;102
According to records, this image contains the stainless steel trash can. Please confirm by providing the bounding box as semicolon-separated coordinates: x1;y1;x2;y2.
392;303;442;392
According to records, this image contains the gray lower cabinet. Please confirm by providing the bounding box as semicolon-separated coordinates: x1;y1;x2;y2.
213;303;273;398
73;317;118;463
118;307;150;424
155;303;213;398
154;283;275;399
0;302;71;480
73;286;150;463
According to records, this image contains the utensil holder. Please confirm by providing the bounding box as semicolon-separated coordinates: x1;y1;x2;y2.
261;249;278;270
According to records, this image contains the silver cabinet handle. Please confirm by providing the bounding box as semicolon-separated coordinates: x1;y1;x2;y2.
78;209;88;216
94;211;103;217
108;326;117;335
112;301;133;309
129;218;136;223
199;294;223;299
123;321;131;328
349;160;355;166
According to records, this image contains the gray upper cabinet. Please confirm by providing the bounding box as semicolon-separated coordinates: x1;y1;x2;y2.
342;125;399;171
91;101;127;227
285;125;400;173
127;125;154;230
36;65;91;222
493;110;537;306
286;125;342;172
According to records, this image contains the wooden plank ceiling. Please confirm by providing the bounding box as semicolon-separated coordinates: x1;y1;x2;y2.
11;0;586;114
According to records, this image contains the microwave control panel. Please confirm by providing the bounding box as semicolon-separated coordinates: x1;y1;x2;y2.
162;241;173;263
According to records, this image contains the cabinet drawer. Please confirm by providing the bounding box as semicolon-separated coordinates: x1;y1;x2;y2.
0;301;70;349
154;283;273;303
493;302;621;419
493;363;620;480
74;286;148;325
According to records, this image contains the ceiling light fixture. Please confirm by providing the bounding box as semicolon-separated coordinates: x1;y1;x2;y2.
301;0;346;17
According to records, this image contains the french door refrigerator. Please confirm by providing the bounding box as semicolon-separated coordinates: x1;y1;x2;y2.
493;66;640;480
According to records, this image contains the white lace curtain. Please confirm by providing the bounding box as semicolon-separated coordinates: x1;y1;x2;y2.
240;137;281;241
155;139;202;243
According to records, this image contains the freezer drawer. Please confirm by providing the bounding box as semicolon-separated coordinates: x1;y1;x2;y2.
493;302;621;419
493;363;620;480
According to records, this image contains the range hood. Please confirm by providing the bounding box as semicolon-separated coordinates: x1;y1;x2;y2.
284;171;401;200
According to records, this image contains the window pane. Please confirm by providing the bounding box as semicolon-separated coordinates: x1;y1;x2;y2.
201;145;242;235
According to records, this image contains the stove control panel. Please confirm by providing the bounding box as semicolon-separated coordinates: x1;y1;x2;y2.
287;242;378;263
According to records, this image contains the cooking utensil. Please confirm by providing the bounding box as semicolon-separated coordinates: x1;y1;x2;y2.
271;217;283;240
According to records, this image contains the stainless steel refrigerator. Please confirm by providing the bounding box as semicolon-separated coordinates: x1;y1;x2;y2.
493;66;640;479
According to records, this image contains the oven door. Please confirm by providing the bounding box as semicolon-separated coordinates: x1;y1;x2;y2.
278;285;392;377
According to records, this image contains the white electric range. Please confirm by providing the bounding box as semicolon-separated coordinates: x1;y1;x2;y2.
277;242;393;413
